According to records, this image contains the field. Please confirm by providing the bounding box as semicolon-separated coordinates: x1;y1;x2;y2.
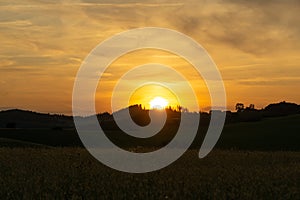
1;115;299;151
0;115;299;199
0;148;299;199
216;114;300;151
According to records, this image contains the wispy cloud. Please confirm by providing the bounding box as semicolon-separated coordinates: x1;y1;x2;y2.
0;0;299;113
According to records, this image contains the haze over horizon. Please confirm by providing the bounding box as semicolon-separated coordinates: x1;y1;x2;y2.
1;0;300;114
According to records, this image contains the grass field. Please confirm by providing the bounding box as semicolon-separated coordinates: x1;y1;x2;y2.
215;114;300;151
0;115;299;199
0;148;299;199
0;115;299;151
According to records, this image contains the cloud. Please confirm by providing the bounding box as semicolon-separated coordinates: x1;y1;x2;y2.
238;77;300;86
0;0;299;113
169;0;300;56
0;20;33;27
0;0;184;9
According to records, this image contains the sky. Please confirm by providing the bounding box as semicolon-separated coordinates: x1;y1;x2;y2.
0;0;300;114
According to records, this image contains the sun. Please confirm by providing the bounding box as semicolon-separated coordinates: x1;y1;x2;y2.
149;97;169;110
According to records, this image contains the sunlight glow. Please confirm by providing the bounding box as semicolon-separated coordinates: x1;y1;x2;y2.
149;97;169;110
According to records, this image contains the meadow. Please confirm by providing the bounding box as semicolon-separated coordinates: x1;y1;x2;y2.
0;114;299;199
0;148;299;199
1;114;299;151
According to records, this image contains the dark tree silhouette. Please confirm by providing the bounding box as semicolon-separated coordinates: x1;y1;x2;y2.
235;103;244;112
264;101;300;116
177;105;182;112
245;104;255;111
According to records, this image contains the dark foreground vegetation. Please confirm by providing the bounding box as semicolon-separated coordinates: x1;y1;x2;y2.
0;101;299;151
0;101;299;199
1;101;299;130
0;114;299;151
0;148;299;199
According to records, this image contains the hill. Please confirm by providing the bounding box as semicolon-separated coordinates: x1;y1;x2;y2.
0;114;299;151
0;109;73;129
0;102;299;151
214;114;300;151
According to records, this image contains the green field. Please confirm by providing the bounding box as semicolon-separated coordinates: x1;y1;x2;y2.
0;148;299;199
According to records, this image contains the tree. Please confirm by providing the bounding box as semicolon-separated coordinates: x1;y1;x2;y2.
177;105;182;112
182;107;189;113
249;104;255;110
235;103;244;112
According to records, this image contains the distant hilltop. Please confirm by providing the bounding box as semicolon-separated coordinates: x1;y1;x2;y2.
0;101;299;129
0;109;73;129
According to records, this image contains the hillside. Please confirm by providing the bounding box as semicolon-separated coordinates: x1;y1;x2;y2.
0;109;73;129
0;114;299;151
0;102;299;150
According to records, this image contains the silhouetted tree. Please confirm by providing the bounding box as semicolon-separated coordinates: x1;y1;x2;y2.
235;103;244;112
264;101;300;116
182;107;189;113
177;105;182;112
245;104;255;111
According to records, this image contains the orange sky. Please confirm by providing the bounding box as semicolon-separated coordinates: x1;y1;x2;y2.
0;0;300;114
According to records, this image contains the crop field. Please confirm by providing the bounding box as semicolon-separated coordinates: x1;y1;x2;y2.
0;147;299;199
0;115;299;199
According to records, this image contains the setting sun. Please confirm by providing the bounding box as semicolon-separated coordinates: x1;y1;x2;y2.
149;97;169;110
127;84;181;111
